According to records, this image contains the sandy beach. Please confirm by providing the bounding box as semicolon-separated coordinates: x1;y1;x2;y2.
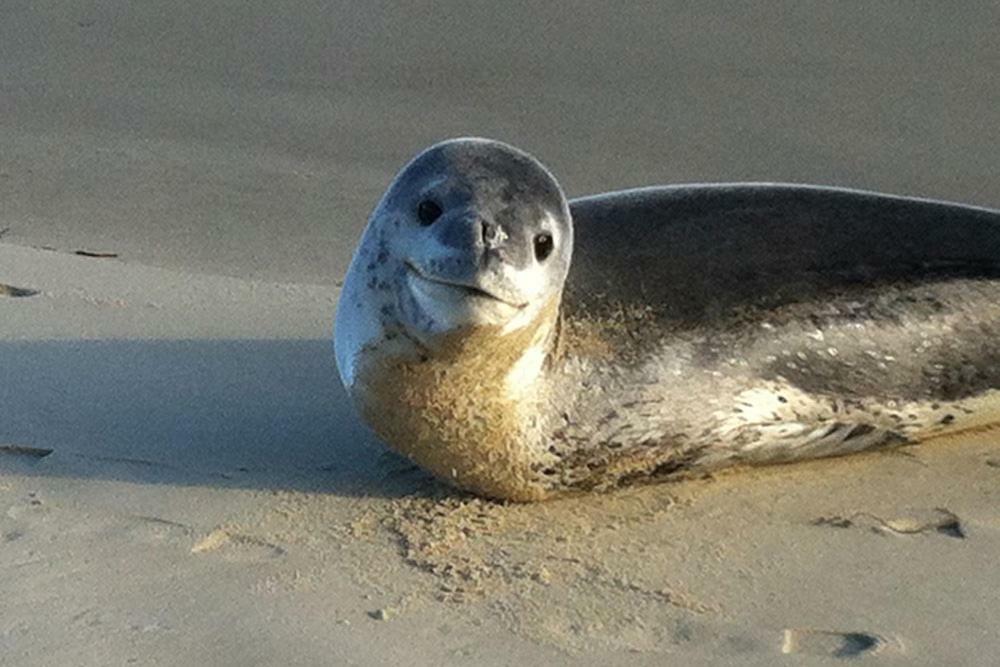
3;3;1000;665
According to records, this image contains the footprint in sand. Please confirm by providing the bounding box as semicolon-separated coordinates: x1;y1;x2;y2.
2;528;25;543
811;508;966;539
3;493;52;552
782;629;899;659
190;528;285;563
116;515;194;545
5;492;51;521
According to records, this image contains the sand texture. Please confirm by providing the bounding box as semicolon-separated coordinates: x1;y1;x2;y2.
3;2;1000;664
2;243;1000;665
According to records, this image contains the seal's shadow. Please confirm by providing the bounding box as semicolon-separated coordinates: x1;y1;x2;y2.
0;339;446;498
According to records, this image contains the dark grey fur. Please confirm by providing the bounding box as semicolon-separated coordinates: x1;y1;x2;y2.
567;184;1000;327
538;184;1000;490
338;138;1000;496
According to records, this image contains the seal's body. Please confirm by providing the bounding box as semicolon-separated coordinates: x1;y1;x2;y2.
335;139;1000;501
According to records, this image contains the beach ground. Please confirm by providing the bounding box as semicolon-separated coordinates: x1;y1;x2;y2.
2;3;999;664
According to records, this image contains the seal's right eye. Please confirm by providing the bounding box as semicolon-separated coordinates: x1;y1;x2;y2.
534;233;554;261
416;200;443;226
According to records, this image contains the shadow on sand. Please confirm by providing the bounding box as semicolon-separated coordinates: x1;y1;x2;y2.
0;338;448;498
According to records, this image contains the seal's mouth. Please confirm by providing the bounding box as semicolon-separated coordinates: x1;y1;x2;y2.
405;262;527;309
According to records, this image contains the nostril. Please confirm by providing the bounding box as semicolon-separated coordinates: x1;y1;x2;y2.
480;220;508;249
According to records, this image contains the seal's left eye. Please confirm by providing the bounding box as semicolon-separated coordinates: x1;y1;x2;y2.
534;233;554;261
416;200;443;226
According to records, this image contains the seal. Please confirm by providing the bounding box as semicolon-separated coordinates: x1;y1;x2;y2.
335;138;1000;501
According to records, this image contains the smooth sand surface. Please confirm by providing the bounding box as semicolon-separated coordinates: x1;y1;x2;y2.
3;3;999;283
3;2;1000;665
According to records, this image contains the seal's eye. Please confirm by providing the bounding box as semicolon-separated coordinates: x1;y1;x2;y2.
416;200;443;226
534;233;554;262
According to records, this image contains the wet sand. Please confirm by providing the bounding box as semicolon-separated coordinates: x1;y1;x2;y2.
2;3;1000;665
3;3;998;283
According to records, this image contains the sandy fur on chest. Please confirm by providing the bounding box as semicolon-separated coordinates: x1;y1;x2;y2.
353;302;560;501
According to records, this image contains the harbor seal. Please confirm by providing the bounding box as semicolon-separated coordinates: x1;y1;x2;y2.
334;138;1000;501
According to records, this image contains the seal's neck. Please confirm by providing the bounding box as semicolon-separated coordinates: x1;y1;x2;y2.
348;299;561;501
334;234;400;389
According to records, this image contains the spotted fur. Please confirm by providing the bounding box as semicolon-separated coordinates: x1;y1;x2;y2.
336;139;1000;500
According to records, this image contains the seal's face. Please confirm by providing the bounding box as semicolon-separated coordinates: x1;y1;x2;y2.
389;140;572;343
334;138;574;498
340;139;572;365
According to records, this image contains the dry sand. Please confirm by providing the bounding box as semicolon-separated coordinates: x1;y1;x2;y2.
3;243;1000;666
3;2;1000;665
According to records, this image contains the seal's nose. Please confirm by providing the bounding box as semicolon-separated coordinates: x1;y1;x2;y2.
481;220;508;250
431;209;511;265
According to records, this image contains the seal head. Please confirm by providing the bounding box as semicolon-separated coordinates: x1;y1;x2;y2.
334;138;573;500
336;138;571;385
337;138;1000;502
